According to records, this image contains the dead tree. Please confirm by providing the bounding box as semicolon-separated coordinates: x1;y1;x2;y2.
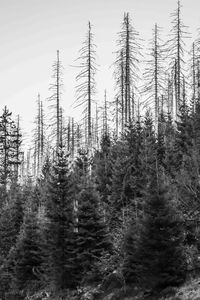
75;22;97;150
103;89;108;135
115;13;141;128
143;24;165;131
114;49;125;133
33;94;45;177
167;0;189;118
48;50;63;151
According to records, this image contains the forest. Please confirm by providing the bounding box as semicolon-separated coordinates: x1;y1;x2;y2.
1;1;200;299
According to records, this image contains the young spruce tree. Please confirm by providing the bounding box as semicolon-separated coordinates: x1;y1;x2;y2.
76;186;112;284
138;175;187;290
44;146;77;294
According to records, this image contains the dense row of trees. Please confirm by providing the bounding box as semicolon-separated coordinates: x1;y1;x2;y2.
1;1;200;299
1;108;200;298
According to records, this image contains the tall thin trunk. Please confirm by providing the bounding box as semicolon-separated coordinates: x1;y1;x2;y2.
40;100;44;164
116;97;119;137
88;22;92;149
72;117;75;158
37;94;41;176
177;1;181;111
104;89;108;135
15;115;20;181
197;61;200;103
192;43;196;113
154;24;159;130
121;50;125;132
125;13;131;125
131;88;135;122
56;50;60;151
95;104;99;148
67;117;70;152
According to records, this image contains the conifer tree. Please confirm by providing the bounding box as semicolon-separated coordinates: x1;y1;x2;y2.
137;176;186;290
0;106;16;193
44;146;77;294
140;111;157;187
122;221;141;285
12;115;22;182
110;138;129;230
10;207;42;298
76;187;111;284
109;120;144;249
95;133;112;223
174;101;194;171
0;185;24;260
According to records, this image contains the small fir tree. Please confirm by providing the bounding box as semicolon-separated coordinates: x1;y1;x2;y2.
76;187;112;284
138;176;187;290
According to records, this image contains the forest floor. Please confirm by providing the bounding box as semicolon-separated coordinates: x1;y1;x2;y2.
97;277;200;300
26;277;200;299
158;278;200;300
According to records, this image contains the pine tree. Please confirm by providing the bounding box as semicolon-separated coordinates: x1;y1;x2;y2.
12;115;23;182
0;184;24;260
174;101;194;171
110;138;130;230
138;176;186;290
0;106;17;195
10;207;42;298
44;147;77;293
140;111;157;188
122;221;141;285
95;133;112;223
76;187;111;284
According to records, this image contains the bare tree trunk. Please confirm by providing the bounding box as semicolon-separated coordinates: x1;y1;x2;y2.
67;117;70;153
177;1;181;112
154;24;159;131
56;50;60;151
192;43;196;113
125;13;131;125
37;94;41;176
116;97;119;137
40;100;44;165
72;117;75;158
103;89;108;135
121;50;124;133
95;104;99;149
15;115;20;181
88;22;92;149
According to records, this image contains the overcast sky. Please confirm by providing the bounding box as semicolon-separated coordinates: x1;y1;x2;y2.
0;0;199;142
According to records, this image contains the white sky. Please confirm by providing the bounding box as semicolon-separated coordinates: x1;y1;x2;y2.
0;0;199;143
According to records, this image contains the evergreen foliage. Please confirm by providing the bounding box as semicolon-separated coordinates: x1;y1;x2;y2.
137;177;187;290
43;148;77;293
76;187;112;284
2;2;200;298
10;208;42;297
